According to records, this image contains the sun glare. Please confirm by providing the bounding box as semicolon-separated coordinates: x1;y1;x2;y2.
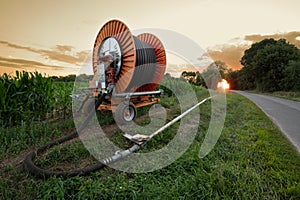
217;79;230;90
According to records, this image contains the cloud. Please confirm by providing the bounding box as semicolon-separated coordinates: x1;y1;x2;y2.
0;40;89;65
0;61;24;68
55;45;73;52
244;31;300;48
0;40;36;52
0;56;49;66
206;31;300;70
207;44;248;70
0;56;73;71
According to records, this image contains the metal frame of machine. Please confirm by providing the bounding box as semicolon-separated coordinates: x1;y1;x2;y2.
87;19;167;123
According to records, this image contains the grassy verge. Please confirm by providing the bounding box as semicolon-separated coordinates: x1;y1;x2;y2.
1;90;300;199
267;91;300;102
248;90;300;102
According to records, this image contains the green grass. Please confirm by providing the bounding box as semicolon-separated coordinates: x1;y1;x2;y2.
0;118;75;161
248;90;300;102
1;90;300;199
267;91;300;102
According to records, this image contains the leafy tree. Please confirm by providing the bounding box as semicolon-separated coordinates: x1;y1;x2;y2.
240;38;300;92
253;39;300;91
201;62;222;89
50;74;93;82
241;38;277;70
181;71;197;84
226;69;239;90
213;61;228;78
282;61;300;91
181;71;188;78
180;61;228;88
236;67;256;90
239;38;277;90
195;71;205;86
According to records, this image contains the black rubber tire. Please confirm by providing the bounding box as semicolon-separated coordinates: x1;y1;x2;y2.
114;101;137;125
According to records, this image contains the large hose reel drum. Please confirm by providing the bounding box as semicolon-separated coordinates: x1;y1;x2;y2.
92;19;166;93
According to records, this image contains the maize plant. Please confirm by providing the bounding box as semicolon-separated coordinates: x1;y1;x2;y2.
0;71;55;126
52;82;74;119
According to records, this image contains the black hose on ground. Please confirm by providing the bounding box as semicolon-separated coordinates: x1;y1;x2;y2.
23;93;107;178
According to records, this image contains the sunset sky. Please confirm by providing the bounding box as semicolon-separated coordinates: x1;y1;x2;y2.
0;0;299;76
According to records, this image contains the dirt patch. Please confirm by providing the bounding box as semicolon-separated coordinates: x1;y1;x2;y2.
0;149;33;170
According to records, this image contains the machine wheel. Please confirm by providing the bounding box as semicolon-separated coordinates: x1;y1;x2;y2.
115;102;137;125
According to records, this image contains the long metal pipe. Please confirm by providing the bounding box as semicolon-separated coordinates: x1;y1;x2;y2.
100;96;213;165
112;89;163;98
149;96;213;139
101;144;141;165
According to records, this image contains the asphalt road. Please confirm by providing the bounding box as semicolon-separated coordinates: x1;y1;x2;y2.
233;90;300;154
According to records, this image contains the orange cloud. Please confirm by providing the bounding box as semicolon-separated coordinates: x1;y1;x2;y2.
0;40;88;65
0;56;79;76
0;56;69;70
0;56;50;67
207;45;247;70
206;31;300;70
55;45;73;52
244;31;300;48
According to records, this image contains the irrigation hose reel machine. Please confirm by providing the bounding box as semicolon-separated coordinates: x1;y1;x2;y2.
86;19;167;125
24;20;213;178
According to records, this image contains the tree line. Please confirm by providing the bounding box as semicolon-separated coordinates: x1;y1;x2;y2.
182;38;300;92
228;38;300;92
181;61;229;89
50;74;93;82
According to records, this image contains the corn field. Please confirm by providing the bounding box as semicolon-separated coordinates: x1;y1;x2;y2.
0;71;73;127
